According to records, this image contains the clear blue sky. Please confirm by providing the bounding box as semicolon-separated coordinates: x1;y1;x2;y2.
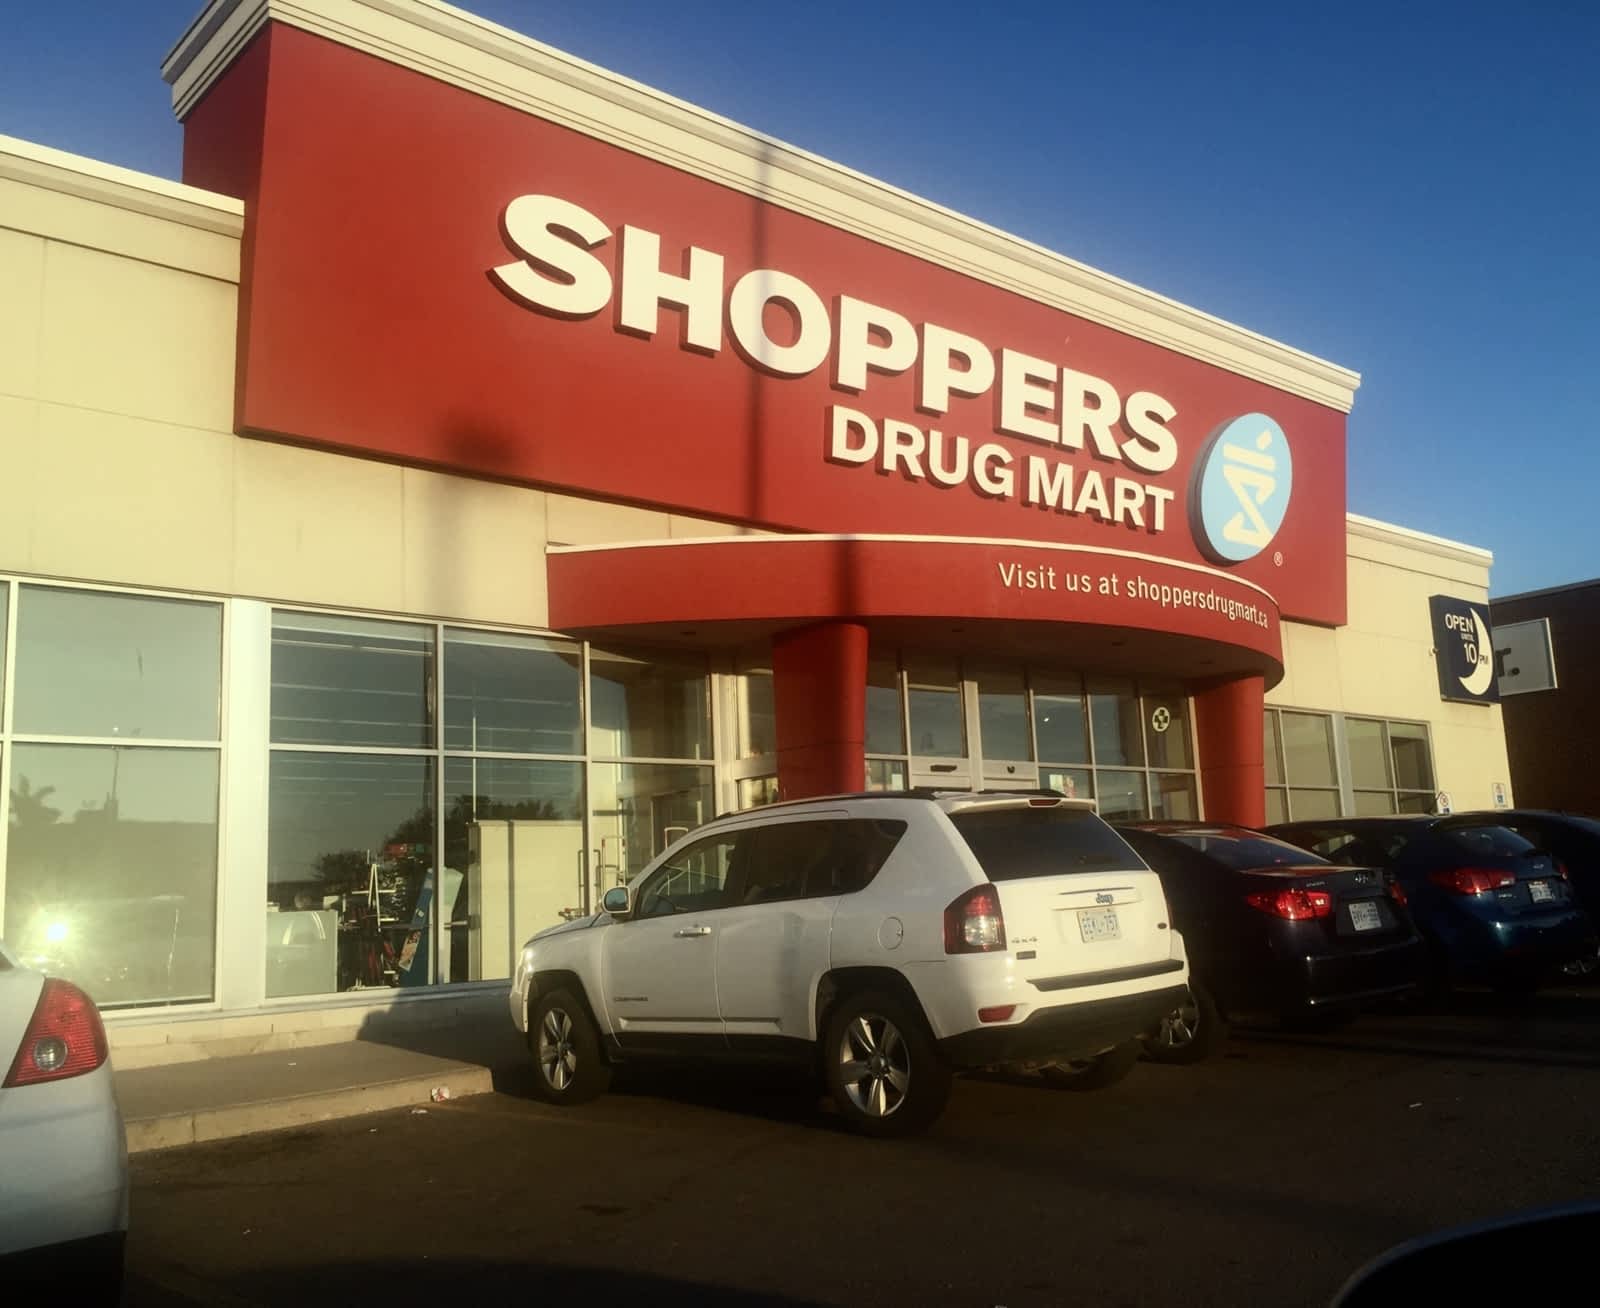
3;1;1595;596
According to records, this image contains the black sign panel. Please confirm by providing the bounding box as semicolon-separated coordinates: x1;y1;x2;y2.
1429;594;1500;704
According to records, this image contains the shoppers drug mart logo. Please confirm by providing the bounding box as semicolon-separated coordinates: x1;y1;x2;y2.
1191;414;1293;563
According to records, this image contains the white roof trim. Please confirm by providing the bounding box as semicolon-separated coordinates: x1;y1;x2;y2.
545;531;1281;608
1346;512;1493;567
164;0;1360;413
0;133;244;234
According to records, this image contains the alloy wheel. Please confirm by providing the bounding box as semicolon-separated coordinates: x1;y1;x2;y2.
538;1007;578;1092
838;1013;910;1118
1154;992;1201;1049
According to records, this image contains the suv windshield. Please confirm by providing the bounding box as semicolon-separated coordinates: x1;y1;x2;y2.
950;806;1141;881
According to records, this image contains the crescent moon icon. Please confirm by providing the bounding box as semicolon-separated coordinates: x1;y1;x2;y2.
1459;611;1494;696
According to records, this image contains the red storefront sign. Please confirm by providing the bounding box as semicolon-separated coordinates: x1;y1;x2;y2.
181;22;1348;626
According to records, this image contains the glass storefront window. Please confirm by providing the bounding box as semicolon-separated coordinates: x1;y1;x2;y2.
737;775;780;808
1347;718;1392;790
1033;675;1088;765
866;759;907;792
1143;691;1192;770
266;752;435;997
865;659;905;755
589;762;714;884
443;630;581;755
1389;722;1434;792
1042;767;1092;803
1264;713;1285;785
441;757;584;983
0;582;8;729
1354;790;1399;816
906;658;965;757
589;648;710;760
737;669;775;759
1288;788;1342;820
1151;772;1197;820
1281;712;1337;787
272;613;434;749
1097;769;1148;823
976;667;1031;761
15;587;222;741
1088;681;1143;767
1265;789;1289;826
6;744;219;1007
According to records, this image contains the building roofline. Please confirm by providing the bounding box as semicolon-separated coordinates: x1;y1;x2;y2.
1345;512;1493;568
162;0;1360;412
0;132;244;234
1490;577;1600;606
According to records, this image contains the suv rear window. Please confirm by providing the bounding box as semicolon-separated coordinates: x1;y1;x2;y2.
949;807;1141;881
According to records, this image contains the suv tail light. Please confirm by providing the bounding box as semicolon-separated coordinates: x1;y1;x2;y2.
1386;877;1409;908
1429;867;1517;896
1244;888;1333;921
944;886;1006;954
1555;860;1570;881
3;978;108;1088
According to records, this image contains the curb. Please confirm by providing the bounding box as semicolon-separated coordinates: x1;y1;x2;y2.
125;1064;497;1153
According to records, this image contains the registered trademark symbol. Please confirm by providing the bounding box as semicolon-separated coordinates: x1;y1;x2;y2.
1273;551;1284;566
1150;706;1172;734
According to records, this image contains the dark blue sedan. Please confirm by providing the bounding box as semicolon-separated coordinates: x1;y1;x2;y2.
1267;816;1597;992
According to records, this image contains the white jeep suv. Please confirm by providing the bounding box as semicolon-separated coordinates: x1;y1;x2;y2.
508;791;1187;1135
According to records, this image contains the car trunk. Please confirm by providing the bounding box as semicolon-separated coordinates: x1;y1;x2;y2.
948;804;1176;985
1235;863;1407;951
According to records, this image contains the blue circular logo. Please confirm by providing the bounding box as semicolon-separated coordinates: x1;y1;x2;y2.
1191;414;1294;563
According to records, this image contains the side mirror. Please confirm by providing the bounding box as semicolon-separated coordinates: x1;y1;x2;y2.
601;886;632;919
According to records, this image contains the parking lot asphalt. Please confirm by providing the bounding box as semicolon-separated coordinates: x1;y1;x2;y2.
125;987;1600;1308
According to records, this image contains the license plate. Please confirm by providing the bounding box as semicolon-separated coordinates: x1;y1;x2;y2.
1348;900;1382;932
1529;880;1555;903
1078;907;1121;942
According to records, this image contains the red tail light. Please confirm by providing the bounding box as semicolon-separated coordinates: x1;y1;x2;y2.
1386;877;1409;908
3;978;108;1087
1429;867;1517;896
945;885;1007;954
1244;888;1333;920
1555;861;1570;881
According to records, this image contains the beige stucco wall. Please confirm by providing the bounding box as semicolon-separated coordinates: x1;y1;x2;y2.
0;139;756;632
1271;519;1511;810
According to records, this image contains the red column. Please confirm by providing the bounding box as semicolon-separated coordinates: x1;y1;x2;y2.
1193;675;1266;827
771;622;868;801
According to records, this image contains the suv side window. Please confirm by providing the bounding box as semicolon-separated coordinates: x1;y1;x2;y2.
637;833;741;918
738;819;909;905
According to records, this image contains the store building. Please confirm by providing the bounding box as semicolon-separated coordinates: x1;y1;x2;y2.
0;0;1513;1059
1490;579;1596;813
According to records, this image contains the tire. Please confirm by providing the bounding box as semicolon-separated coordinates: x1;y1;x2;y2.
529;987;612;1105
823;990;952;1138
1141;981;1227;1064
1040;1039;1141;1091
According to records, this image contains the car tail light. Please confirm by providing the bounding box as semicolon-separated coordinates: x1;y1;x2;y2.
945;886;1007;954
978;1005;1017;1023
3;978;108;1088
1386;877;1408;908
1429;867;1517;895
1244;888;1334;920
1555;861;1570;881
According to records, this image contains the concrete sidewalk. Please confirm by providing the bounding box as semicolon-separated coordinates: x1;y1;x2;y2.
117;1016;529;1153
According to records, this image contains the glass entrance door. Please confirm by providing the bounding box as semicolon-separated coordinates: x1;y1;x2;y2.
903;658;973;790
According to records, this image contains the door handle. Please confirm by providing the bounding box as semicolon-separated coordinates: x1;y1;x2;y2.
673;925;712;938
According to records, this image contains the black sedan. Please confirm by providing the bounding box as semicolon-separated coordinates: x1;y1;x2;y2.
1117;823;1426;1061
